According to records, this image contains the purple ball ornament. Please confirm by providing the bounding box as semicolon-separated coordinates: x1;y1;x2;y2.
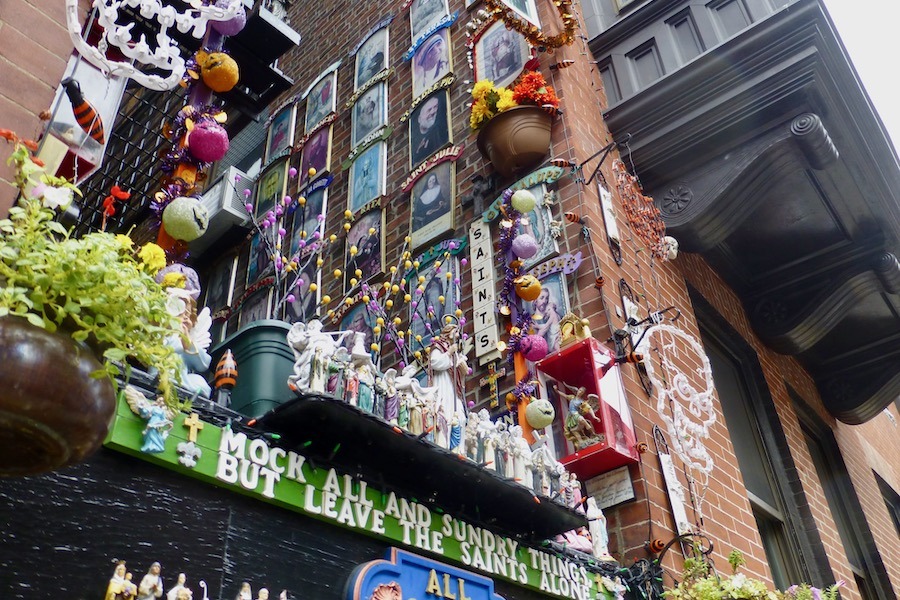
286;294;295;303
520;334;549;362
511;233;539;259
187;120;229;163
211;0;247;36
288;167;298;178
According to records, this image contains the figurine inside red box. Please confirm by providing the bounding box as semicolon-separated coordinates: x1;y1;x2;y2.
535;336;638;480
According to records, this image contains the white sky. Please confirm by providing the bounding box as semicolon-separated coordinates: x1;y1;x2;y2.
821;0;900;155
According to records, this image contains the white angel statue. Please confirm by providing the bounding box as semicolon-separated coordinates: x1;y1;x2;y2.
166;287;212;397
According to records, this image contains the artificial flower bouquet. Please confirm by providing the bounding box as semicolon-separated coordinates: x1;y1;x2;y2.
469;70;560;130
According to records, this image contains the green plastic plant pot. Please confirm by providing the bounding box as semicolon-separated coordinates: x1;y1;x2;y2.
210;320;295;419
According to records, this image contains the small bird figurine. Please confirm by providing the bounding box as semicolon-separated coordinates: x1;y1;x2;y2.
61;77;105;145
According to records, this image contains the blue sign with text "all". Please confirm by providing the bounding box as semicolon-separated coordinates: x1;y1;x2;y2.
348;548;505;600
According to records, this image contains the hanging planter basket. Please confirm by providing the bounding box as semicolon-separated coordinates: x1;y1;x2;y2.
0;316;117;477
476;105;554;178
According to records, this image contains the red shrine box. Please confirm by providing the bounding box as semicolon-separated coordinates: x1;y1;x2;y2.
536;337;639;480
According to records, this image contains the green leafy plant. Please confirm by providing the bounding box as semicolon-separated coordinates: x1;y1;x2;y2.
0;133;185;408
664;549;843;600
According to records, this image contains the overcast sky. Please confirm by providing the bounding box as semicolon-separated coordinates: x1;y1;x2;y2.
821;0;900;155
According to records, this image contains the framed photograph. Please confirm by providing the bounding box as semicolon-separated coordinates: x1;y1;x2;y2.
517;184;559;270
409;90;450;168
290;188;328;257
349;142;386;213
283;259;320;323
410;161;454;249
355;27;389;89
202;254;238;312
526;269;570;354
344;208;384;292
305;71;337;131
239;287;273;327
352;82;387;148
412;29;451;99
299;126;332;188
340;302;376;351
474;21;531;89
409;0;449;42
256;157;289;220
246;229;274;287
266;104;296;161
409;255;459;350
498;0;539;26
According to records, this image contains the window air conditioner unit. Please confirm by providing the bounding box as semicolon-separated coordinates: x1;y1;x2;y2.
190;166;253;255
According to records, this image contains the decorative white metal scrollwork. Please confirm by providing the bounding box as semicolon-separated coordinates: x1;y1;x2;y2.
65;0;243;91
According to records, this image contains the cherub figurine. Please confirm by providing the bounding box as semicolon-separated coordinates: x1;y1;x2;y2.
165;287;212;398
125;386;175;454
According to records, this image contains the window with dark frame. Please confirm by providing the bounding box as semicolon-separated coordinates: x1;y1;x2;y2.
876;473;900;539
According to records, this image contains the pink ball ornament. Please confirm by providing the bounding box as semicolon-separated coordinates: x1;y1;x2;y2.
520;334;549;361
211;0;247;36
187;121;229;163
511;233;539;259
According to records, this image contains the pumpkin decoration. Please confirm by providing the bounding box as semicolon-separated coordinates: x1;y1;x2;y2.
524;398;556;430
197;50;240;93
187;120;229;163
162;196;209;242
510;189;537;213
511;232;539;259
520;333;549;361
514;274;542;301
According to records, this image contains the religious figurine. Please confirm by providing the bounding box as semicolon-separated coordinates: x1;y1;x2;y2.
463;409;481;460
586;497;612;559
165;287;212;398
427;324;469;452
549;461;566;496
235;582;252;600
326;347;349;398
449;415;462;452
475;408;496;465
138;562;164;600
107;561;137;600
556;384;602;449
256;589;269;600
509;425;532;486
167;573;188;600
350;333;377;413
380;368;399;423
124;386;175;454
493;421;511;476
287;321;315;391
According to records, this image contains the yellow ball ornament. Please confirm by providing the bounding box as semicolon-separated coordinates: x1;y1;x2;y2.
298;196;306;206
334;269;342;278
344;209;353;219
370;343;379;352
350;278;358;286
374;326;382;335
309;283;318;291
350;245;358;255
438;295;445;303
308;167;317;178
393;317;402;326
385;299;394;309
405;260;412;269
329;234;337;242
343;223;351;231
404;294;411;302
355;269;362;277
376;317;385;326
322;295;331;304
391;284;400;294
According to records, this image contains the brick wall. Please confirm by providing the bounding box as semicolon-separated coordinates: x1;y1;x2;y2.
222;0;900;597
0;0;81;214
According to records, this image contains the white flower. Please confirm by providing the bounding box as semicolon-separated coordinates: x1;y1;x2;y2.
41;185;74;211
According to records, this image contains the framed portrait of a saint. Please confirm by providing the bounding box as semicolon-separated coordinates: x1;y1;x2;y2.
474;21;530;89
355;27;389;89
352;82;387;148
517;183;559;270
246;229;274;287
239;287;273;327
526;269;569;354
409;161;454;250
412;29;451;98
305;71;337;131
290;188;328;258
409;90;450;168
409;255;459;350
256;157;289;220
349;142;386;213
340;301;376;351
409;0;449;43
283;259;320;323
202;253;238;313
344;208;384;292
266;104;296;162
299;126;331;188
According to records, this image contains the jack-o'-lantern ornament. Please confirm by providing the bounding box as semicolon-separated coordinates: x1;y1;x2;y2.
525;398;556;430
197;50;239;93
514;274;542;301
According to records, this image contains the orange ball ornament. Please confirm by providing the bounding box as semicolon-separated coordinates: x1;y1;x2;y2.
514;275;542;301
